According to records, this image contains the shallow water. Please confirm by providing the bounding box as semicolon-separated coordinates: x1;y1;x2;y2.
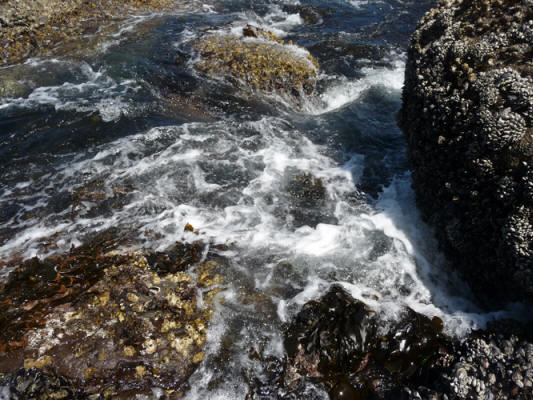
0;0;526;398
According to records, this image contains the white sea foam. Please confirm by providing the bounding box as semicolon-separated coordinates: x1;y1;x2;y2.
0;61;141;121
308;57;406;114
347;0;386;9
0;386;10;400
198;2;303;40
0;113;513;343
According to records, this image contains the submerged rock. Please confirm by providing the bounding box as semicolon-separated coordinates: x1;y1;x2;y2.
0;232;224;399
285;172;336;228
398;0;533;305
194;25;319;100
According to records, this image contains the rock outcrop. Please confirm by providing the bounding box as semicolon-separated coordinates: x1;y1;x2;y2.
194;25;319;99
0;231;224;399
398;0;533;305
0;0;180;66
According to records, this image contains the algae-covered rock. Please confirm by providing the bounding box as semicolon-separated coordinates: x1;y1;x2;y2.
194;25;319;99
398;0;533;305
0;0;182;66
282;286;450;399
247;286;533;399
0;233;224;399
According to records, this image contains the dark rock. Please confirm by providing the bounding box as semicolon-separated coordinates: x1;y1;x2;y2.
283;286;451;399
284;171;337;228
398;0;533;305
248;286;533;399
0;368;84;400
145;241;205;274
310;40;387;63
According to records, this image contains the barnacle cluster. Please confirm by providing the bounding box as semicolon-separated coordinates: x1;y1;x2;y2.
399;0;533;304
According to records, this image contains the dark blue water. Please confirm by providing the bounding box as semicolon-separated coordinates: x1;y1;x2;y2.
0;0;518;397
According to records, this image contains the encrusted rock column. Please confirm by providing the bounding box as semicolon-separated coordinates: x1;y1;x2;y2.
399;0;533;305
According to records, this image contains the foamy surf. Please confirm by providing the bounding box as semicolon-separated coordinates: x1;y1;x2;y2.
0;113;515;337
0;0;526;398
0;61;142;121
304;56;406;114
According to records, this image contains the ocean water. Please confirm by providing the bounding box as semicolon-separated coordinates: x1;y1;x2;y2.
0;0;524;398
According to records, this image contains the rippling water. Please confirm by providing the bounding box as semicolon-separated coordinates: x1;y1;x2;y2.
0;0;522;398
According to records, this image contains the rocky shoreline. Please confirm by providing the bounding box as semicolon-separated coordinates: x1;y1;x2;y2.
0;0;182;66
2;242;531;399
1;0;532;399
0;229;226;399
399;0;533;306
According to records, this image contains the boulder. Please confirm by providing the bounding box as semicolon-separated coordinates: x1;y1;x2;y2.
398;0;533;305
194;25;319;99
281;286;451;400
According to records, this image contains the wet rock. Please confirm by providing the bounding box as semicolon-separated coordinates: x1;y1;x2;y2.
283;286;451;399
248;286;533;399
0;368;84;399
438;320;533;400
286;172;326;204
71;179;136;220
242;24;282;42
194;25;319;100
0;69;30;98
146;241;205;274
284;171;336;228
398;0;533;305
0;0;183;66
247;286;453;399
310;40;387;63
0;234;224;398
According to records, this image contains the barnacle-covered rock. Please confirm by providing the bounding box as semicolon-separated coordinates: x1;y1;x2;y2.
0;232;225;398
194;25;319;99
479;107;527;151
399;0;533;305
